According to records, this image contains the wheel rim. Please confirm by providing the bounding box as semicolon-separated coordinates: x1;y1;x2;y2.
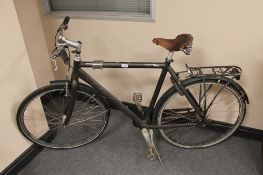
158;81;245;148
19;87;108;149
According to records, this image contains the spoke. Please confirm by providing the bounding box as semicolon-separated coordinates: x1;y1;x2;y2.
32;98;53;114
69;122;102;127
164;108;193;115
47;92;62;113
171;93;190;108
24;117;60;122
25;107;42;113
205;95;223;116
25;116;61;125
70;114;104;123
62;93;65;112
192;86;199;107
74;111;103;116
202;84;213;109
162;112;193;119
221;94;244;111
164;128;177;133
69;120;103;131
24;111;63;125
165;109;180;115
26;107;62;117
44;111;62;116
205;88;226;111
161;111;196;124
162;111;186;117
69;110;107;126
70;111;105;124
72;97;94;119
73;105;102;121
73;95;93;113
72;105;100;115
208;94;243;116
210;96;224;105
192;83;213;109
208;110;239;113
157;81;245;148
206;82;232;112
199;83;202;105
25;110;62;121
162;114;188;122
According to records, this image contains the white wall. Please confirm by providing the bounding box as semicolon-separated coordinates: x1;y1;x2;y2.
14;0;55;87
0;1;37;171
42;0;263;129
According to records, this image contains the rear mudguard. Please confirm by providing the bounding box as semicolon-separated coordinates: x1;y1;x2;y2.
153;76;248;122
181;76;249;104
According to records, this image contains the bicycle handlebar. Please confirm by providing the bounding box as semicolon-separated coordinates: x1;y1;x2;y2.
56;16;70;33
57;16;81;51
51;16;82;64
58;36;81;52
63;16;70;26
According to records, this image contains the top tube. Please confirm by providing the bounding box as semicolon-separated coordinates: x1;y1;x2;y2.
81;61;166;69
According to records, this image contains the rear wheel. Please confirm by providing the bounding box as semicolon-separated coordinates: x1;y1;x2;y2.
17;84;109;149
155;77;246;148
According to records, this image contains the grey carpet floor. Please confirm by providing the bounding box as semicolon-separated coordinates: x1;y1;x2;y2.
19;110;263;175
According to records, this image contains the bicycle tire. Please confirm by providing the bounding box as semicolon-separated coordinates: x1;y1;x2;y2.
154;76;246;148
17;83;109;149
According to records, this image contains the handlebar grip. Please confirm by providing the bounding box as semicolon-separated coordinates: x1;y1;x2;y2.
57;16;70;32
63;16;70;25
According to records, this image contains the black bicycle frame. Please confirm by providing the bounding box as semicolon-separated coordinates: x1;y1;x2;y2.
64;59;203;129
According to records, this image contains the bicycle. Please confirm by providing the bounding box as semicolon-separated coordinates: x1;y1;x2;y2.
17;17;249;163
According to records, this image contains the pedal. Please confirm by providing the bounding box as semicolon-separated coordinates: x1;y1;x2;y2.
141;128;163;165
133;93;145;118
147;147;157;160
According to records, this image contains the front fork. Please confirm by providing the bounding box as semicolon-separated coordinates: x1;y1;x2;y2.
63;77;78;126
63;57;80;126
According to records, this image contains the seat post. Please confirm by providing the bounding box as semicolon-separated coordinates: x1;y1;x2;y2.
166;51;175;61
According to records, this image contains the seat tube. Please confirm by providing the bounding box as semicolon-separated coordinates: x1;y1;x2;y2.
146;66;168;120
167;66;203;117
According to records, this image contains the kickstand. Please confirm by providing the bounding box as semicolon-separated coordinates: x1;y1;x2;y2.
141;128;163;165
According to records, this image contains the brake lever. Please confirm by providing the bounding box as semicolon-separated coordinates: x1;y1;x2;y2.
50;47;60;71
51;58;58;71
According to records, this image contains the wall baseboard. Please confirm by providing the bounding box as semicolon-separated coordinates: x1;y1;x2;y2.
1;144;43;175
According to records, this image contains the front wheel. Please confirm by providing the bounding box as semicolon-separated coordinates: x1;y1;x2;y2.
155;77;247;148
17;84;109;149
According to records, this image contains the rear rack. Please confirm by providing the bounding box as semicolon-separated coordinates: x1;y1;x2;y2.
185;64;242;80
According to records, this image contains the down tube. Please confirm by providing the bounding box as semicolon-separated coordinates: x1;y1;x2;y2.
78;68;144;127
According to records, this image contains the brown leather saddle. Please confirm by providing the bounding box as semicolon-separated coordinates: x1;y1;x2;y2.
152;34;193;52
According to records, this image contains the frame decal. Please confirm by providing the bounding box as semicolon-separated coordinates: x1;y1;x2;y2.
121;64;128;68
